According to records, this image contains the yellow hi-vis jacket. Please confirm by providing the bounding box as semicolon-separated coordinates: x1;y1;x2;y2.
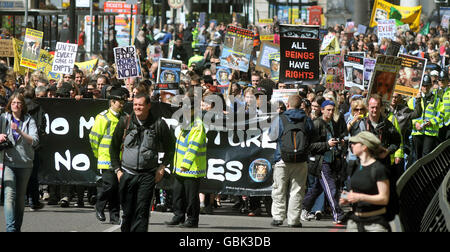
174;118;207;178
442;88;450;127
408;92;443;137
89;109;121;170
387;113;404;164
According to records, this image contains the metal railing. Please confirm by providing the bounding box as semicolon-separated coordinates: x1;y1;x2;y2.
396;139;450;232
420;171;450;232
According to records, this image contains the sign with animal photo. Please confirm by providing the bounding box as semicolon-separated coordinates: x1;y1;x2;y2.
20;28;44;69
156;58;182;90
113;46;140;79
322;54;345;91
368;55;402;105
220;26;254;72
343;55;365;90
279;26;320;85
256;42;280;74
394;54;427;97
52;42;78;74
269;52;280;81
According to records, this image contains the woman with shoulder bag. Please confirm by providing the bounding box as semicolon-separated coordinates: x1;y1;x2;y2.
340;131;391;232
0;93;39;232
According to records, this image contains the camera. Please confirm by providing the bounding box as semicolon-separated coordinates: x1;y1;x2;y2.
0;138;13;151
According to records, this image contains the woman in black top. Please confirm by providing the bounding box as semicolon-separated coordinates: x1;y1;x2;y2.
340;131;390;232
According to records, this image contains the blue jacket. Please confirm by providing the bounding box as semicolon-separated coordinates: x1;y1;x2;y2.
268;109;314;163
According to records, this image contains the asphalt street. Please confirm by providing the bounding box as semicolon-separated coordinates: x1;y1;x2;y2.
0;201;346;232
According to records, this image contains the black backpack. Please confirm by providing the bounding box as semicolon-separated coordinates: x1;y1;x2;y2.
349;159;399;222
279;114;309;163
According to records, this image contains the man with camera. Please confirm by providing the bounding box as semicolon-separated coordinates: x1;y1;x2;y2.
302;100;346;225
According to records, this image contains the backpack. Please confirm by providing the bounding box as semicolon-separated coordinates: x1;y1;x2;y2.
279;114;309;163
349;159;399;222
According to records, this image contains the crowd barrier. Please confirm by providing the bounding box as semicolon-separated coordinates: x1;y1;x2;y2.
396;139;450;232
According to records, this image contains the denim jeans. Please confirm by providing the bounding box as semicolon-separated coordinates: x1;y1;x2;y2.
3;166;33;232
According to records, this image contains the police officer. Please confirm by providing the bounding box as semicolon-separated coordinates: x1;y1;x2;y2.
408;74;443;161
89;87;127;224
165;92;207;228
437;71;450;141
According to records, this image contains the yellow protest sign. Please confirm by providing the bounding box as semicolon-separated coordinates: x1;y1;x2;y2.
369;0;422;32
13;38;98;80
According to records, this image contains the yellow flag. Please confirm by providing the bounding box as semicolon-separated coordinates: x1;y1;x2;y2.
370;0;422;32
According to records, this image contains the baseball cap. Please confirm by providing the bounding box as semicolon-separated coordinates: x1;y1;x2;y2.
254;86;267;96
349;131;381;152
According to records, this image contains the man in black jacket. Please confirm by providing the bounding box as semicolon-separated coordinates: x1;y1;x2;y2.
351;94;402;168
302;100;346;224
110;93;175;232
173;38;188;64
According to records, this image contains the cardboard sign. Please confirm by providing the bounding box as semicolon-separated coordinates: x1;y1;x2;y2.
20;28;44;69
256;42;280;74
395;54;427;97
344;55;365;90
113;46;139;79
0;39;14;57
220;26;254;72
368;55;403;105
272;89;299;105
52;42;78;75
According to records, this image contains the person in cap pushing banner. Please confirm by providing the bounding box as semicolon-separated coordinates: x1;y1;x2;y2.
89;87;128;225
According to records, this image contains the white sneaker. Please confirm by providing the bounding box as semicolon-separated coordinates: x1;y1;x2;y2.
300;209;312;221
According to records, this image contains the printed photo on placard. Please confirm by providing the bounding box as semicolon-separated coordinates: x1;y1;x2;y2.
395;54;427;97
368;55;402;104
20;28;44;69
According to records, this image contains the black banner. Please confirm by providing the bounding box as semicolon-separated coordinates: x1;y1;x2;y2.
36;98;276;196
279;36;320;85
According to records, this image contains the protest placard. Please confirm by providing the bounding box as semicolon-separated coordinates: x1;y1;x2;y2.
385;40;402;56
269;52;280;82
322;54;345;91
320;33;340;56
20;28;44;69
368;55;403;105
113;46;139;79
256;42;280;74
364;58;377;90
377;19;397;42
52;42;78;75
216;66;231;86
220;26;254;72
395;54;427;97
272;89;299;105
279;25;320;85
156;58;182;90
344;55;365;90
0;39;14;58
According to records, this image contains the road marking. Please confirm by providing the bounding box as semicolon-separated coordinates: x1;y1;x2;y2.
103;225;121;232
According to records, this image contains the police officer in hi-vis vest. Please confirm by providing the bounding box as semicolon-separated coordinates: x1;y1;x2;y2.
165;92;207;228
408;74;444;161
89;87;127;224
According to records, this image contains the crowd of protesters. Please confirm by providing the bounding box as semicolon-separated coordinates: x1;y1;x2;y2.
0;14;449;232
